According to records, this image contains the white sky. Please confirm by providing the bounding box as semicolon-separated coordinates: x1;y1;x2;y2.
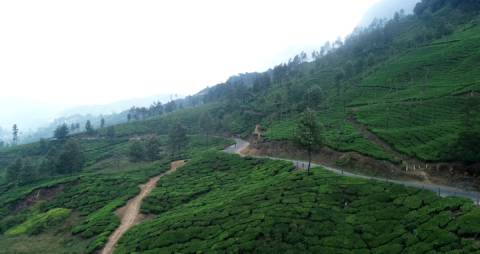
0;0;379;107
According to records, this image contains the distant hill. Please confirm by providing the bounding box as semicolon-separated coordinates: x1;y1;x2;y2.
60;94;177;116
358;0;420;27
0;94;180;144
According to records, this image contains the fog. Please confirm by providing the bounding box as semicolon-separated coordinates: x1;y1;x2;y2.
1;0;387;136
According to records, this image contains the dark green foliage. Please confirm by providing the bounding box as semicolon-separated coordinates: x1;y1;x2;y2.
295;108;322;172
168;123;188;160
6;158;23;183
56;139;85;174
128;140;146;162
106;126;116;139
145;135;161;161
85;120;95;135
199;112;214;145
53;124;69;141
445;130;480;164
6;158;35;185
116;152;480;253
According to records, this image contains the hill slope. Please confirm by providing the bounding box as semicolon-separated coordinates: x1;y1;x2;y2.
0;0;480;253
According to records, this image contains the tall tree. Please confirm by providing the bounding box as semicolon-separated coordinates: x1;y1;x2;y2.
6;158;22;183
85;120;95;135
12;124;19;145
199;113;214;145
106;126;116;140
145;135;161;161
295;108;322;174
168;123;188;160
54;124;70;141
18;158;35;184
128;140;146;162
164;101;177;113
56;139;85;174
100;118;105;128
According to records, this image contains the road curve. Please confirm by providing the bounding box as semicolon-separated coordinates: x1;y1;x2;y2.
225;138;480;204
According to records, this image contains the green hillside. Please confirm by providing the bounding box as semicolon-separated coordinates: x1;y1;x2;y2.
116;151;480;253
0;0;479;253
72;0;480;165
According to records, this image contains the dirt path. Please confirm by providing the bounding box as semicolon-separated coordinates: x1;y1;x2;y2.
346;113;411;163
225;139;480;205
101;160;185;254
346;112;436;182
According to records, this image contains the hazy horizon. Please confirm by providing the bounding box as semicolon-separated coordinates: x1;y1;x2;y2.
1;0;390;132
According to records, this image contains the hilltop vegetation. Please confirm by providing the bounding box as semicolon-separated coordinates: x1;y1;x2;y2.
61;0;479;167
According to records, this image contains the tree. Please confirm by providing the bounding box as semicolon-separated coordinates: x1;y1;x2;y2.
168;123;188;160
85;120;95;135
54;124;69;141
145;136;161;161
305;85;323;109
18;158;35;184
56;139;85;174
106;126;116;140
295;108;322;174
12;124;19;145
128;140;146;162
100;118;105;128
343;61;354;79
164;101;177;113
6;158;22;183
448;130;480;164
199;113;214;145
334;70;345;97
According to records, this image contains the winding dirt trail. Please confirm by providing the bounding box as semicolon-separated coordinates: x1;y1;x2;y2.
101;160;185;254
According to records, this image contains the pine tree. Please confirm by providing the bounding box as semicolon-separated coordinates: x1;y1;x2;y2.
85;120;95;135
100;118;105;128
12;124;19;145
54;124;70;141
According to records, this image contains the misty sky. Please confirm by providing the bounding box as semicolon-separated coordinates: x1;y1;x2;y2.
0;0;380;108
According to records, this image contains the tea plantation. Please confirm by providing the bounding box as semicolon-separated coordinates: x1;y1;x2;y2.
116;151;480;253
0;136;231;253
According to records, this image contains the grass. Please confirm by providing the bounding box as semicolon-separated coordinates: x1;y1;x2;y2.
115;151;480;253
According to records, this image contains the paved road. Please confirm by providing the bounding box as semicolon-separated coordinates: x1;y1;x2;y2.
225;138;480;205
